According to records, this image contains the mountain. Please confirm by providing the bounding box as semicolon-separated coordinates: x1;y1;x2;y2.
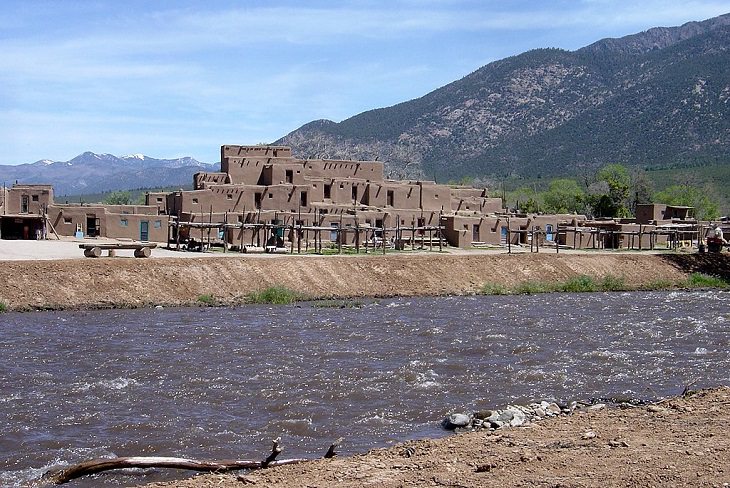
0;152;216;195
276;13;730;182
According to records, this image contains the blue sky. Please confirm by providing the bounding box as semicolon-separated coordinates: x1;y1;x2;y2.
1;1;728;165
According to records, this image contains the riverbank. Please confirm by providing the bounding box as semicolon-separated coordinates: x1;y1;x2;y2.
1;250;729;311
142;386;730;488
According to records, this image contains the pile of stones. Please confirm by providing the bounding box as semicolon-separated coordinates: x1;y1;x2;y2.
442;400;609;432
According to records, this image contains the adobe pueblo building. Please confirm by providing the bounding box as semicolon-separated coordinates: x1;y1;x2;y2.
0;144;707;252
149;145;509;251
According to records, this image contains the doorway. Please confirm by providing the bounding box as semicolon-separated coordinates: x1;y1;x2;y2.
140;221;149;241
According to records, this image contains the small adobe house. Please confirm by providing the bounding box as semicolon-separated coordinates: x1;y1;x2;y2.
0;183;168;242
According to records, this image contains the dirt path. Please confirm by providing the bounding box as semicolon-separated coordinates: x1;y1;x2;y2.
1;251;725;311
141;387;729;487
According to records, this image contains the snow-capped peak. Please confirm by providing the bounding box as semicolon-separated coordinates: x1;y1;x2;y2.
122;153;146;160
40;159;54;165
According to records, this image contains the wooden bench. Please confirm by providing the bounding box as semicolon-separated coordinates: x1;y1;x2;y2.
79;243;157;258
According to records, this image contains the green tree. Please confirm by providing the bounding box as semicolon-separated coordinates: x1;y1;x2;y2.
103;190;132;205
654;184;719;220
542;178;585;214
589;164;631;218
629;169;654;214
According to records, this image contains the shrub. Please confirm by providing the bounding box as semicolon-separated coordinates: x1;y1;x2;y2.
558;275;598;293
685;273;729;289
640;279;676;291
247;286;303;305
480;282;510;295
513;281;553;295
197;294;216;305
0;302;7;313
600;274;627;291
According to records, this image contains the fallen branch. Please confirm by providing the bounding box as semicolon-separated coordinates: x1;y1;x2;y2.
42;437;338;485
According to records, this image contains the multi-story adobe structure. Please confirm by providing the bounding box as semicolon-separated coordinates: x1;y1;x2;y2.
152;145;511;249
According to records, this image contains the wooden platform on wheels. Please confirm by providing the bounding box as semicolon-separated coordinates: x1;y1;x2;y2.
79;242;157;258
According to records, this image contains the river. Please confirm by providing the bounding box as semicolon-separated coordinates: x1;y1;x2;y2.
1;290;728;486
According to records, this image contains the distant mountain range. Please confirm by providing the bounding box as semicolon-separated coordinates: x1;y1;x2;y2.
276;13;730;182
0;152;215;195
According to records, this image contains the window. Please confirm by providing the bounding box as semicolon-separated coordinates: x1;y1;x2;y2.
154;220;162;229
268;193;273;198
156;197;163;202
64;217;72;224
120;219;128;227
227;194;233;200
32;195;39;202
192;198;199;204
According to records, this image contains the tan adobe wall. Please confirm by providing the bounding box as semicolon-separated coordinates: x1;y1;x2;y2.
222;157;295;185
194;172;229;190
261;162;308;186
105;212;168;241
304;160;384;181
636;204;665;224
419;183;451;211
146;192;168;214
4;185;53;214
449;187;488;199
221;145;292;160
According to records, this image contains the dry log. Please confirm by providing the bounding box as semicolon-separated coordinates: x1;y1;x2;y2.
43;456;307;485
43;437;342;485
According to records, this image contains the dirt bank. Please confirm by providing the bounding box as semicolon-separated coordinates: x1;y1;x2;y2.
141;387;730;487
1;252;728;311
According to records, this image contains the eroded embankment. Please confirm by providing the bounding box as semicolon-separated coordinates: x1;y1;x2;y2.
0;252;727;311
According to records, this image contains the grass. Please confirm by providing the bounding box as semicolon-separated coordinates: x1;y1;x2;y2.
557;275;598;293
512;281;554;295
0;302;7;313
480;273;729;296
197;294;216;305
246;286;303;305
600;274;627;291
480;283;510;295
685;273;730;289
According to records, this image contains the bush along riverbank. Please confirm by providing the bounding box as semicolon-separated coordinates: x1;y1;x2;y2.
480;272;729;296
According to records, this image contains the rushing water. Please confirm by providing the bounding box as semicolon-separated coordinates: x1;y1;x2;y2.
1;291;729;487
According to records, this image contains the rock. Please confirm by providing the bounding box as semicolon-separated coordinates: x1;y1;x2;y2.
154;305;164;309
544;402;562;416
647;404;667;413
582;431;597;439
442;413;472;430
473;410;492;420
586;403;606;411
506;407;527;427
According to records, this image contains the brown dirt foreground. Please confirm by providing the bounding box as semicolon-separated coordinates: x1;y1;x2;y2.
143;387;730;488
0;251;729;311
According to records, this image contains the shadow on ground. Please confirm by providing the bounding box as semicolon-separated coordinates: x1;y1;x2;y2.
660;253;730;280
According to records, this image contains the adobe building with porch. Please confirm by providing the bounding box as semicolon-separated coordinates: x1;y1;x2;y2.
0;182;168;242
156;145;508;250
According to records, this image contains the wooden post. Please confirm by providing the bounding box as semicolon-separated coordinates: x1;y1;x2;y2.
223;212;228;253
507;216;511;254
338;214;343;254
411;219;416;251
